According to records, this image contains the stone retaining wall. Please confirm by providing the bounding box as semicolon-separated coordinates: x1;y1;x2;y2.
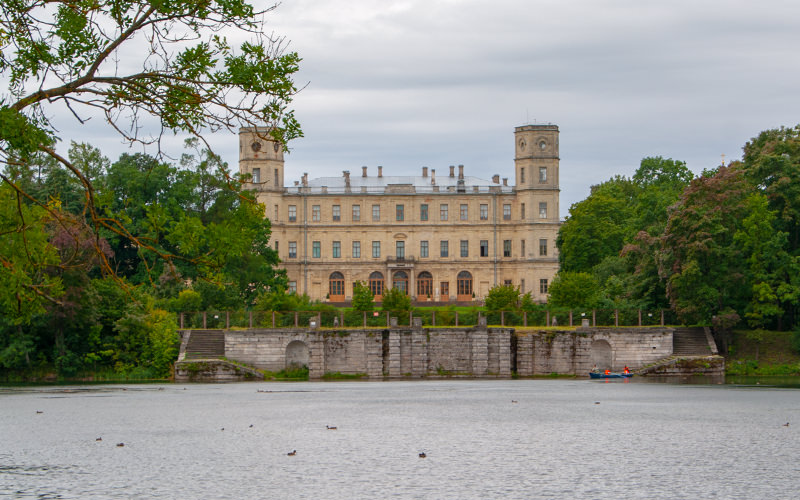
178;326;706;381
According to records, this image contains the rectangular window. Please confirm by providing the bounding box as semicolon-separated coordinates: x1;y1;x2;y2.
460;204;468;221
440;204;448;221
288;241;297;259
539;202;547;219
352;241;361;258
420;240;429;258
312;241;321;258
521;279;525;293
332;241;341;258
480;240;489;257
521;203;525;219
480;204;488;220
460;240;469;258
332;205;341;221
520;167;525;183
288;205;297;222
396;241;405;259
420;204;428;221
372;241;381;258
540;279;549;294
312;205;320;222
274;204;279;220
440;241;449;258
274;240;278;252
521;240;526;257
252;167;261;183
396;204;404;221
352;205;361;221
440;281;449;298
504;279;513;286
372;204;380;221
503;204;511;220
539;239;548;256
539;167;547;183
503;240;512;257
288;281;297;293
274;168;279;186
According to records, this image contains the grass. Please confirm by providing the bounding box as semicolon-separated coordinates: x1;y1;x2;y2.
725;329;800;376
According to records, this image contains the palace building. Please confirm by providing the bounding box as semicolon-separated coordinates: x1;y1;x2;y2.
239;124;561;303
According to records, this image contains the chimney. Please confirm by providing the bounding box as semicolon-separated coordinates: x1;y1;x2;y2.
422;166;428;177
302;173;308;186
378;166;383;178
294;181;299;186
502;178;508;186
449;165;455;177
362;165;367;177
343;170;350;182
492;174;500;184
458;164;464;180
431;169;436;184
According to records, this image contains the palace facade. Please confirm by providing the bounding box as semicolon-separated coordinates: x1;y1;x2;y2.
239;124;561;303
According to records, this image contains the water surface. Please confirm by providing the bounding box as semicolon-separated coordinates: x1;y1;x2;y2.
2;380;798;499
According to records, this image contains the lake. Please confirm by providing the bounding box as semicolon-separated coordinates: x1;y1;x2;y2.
1;379;798;499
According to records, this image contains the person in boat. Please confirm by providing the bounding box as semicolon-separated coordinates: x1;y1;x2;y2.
623;366;630;374
604;369;611;375
591;364;599;373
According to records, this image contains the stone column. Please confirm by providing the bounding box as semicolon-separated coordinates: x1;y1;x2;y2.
471;329;489;376
411;320;428;377
365;331;384;378
387;330;402;378
307;333;325;379
496;330;512;377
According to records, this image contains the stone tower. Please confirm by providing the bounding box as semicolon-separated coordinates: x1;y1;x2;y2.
514;124;559;223
238;127;284;192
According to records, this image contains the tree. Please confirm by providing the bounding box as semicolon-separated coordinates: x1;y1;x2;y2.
658;165;753;325
381;288;411;318
484;284;520;312
351;281;374;313
547;272;602;309
1;0;302;286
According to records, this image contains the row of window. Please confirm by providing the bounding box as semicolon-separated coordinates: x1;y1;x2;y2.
320;271;550;298
282;239;550;259
284;202;549;223
519;166;549;184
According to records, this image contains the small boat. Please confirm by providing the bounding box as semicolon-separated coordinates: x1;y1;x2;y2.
589;371;633;379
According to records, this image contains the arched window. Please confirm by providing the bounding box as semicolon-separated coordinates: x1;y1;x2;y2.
369;271;384;299
393;270;408;295
417;271;433;298
329;271;345;302
457;271;473;301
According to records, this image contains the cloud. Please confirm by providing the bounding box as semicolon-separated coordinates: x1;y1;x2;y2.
35;0;800;216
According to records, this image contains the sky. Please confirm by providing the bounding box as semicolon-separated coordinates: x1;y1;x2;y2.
47;0;800;217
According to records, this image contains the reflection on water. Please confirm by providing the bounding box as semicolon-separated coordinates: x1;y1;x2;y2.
2;379;799;499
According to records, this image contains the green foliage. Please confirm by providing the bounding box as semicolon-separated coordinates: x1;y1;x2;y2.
0;184;63;326
484;284;520;312
381;287;411;317
351;280;374;312
547;272;602;309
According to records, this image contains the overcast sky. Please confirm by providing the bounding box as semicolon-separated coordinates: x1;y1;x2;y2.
52;0;800;217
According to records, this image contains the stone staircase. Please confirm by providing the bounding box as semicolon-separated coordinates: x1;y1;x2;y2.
672;327;715;355
183;330;225;359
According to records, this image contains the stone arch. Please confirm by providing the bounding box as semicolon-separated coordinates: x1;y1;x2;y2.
392;270;408;295
329;271;345;302
285;340;310;368
369;271;384;300
457;270;473;301
417;271;433;298
590;339;613;370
